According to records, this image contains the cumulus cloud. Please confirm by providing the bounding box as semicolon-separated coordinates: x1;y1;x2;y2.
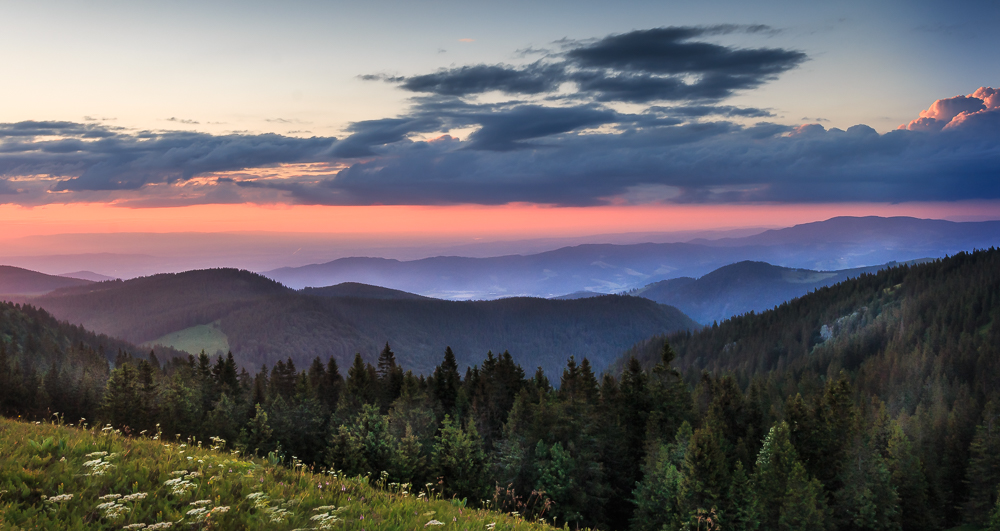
900;86;1000;131
371;26;806;103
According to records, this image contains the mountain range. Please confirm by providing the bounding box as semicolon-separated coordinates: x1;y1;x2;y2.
264;216;1000;299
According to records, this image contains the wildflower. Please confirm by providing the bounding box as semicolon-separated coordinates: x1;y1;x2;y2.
122;492;147;502
123;524;147;529
85;451;109;458
170;470;188;476
44;493;74;503
426;520;445;527
146;522;174;530
189;500;212;507
486;524;496;530
99;494;123;501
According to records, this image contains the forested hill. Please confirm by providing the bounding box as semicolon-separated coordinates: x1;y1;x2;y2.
619;249;999;383
35;268;291;344
31;269;698;376
617;248;1000;526
0;265;93;296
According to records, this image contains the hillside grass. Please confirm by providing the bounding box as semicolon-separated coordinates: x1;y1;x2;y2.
0;416;556;531
146;321;230;357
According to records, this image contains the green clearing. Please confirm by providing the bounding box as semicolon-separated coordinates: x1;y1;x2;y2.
0;416;555;531
145;321;230;356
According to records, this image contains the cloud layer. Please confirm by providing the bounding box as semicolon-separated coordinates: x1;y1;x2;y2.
1;27;998;208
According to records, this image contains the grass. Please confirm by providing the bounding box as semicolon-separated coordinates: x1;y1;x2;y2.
145;321;230;357
0;416;557;531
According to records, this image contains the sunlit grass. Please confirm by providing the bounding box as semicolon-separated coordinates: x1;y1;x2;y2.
0;416;557;531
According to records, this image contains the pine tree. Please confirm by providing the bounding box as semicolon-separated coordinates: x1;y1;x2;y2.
965;401;1000;525
376;343;404;413
726;461;761;531
754;421;819;530
102;363;142;430
778;462;826;531
327;425;367;476
631;442;684;531
346;353;376;406
678;426;730;525
391;423;428;485
433;347;461;413
240;403;274;456
833;437;900;531
886;421;936;531
432;415;486;500
535;441;584;526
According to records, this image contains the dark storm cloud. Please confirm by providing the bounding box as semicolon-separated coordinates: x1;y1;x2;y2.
371;26;806;103
564;26;802;77
396;63;565;97
0;121;336;191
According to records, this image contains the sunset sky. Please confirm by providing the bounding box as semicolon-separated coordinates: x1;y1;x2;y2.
1;0;999;263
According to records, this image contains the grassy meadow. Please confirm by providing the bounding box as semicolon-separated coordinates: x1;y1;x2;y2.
145;321;230;357
0;416;556;531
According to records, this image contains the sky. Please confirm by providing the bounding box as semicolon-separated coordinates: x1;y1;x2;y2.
1;0;999;260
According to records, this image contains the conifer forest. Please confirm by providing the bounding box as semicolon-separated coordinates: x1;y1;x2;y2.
3;248;1000;530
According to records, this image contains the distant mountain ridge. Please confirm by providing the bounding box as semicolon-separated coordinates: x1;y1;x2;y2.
0;265;93;296
29;269;698;376
264;216;1000;299
632;260;925;324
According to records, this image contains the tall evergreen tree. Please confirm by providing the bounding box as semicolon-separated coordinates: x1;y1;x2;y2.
432;347;461;413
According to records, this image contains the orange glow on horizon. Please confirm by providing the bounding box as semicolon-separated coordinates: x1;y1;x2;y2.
0;201;998;241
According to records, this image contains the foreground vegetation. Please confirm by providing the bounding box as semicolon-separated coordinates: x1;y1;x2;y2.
0;416;553;530
4;248;1000;530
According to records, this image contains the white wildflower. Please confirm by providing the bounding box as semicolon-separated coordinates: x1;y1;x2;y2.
85;451;108;458
99;494;123;501
123;524;147;529
189;500;212;507
45;493;74;503
426;520;445;527
169;470;187;476
122;492;147;502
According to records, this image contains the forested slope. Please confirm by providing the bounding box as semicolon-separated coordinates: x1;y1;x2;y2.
617;248;1000;528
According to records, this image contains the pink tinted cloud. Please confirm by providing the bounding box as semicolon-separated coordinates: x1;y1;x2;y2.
901;86;999;131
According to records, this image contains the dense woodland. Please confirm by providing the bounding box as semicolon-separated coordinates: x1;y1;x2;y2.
3;249;1000;530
